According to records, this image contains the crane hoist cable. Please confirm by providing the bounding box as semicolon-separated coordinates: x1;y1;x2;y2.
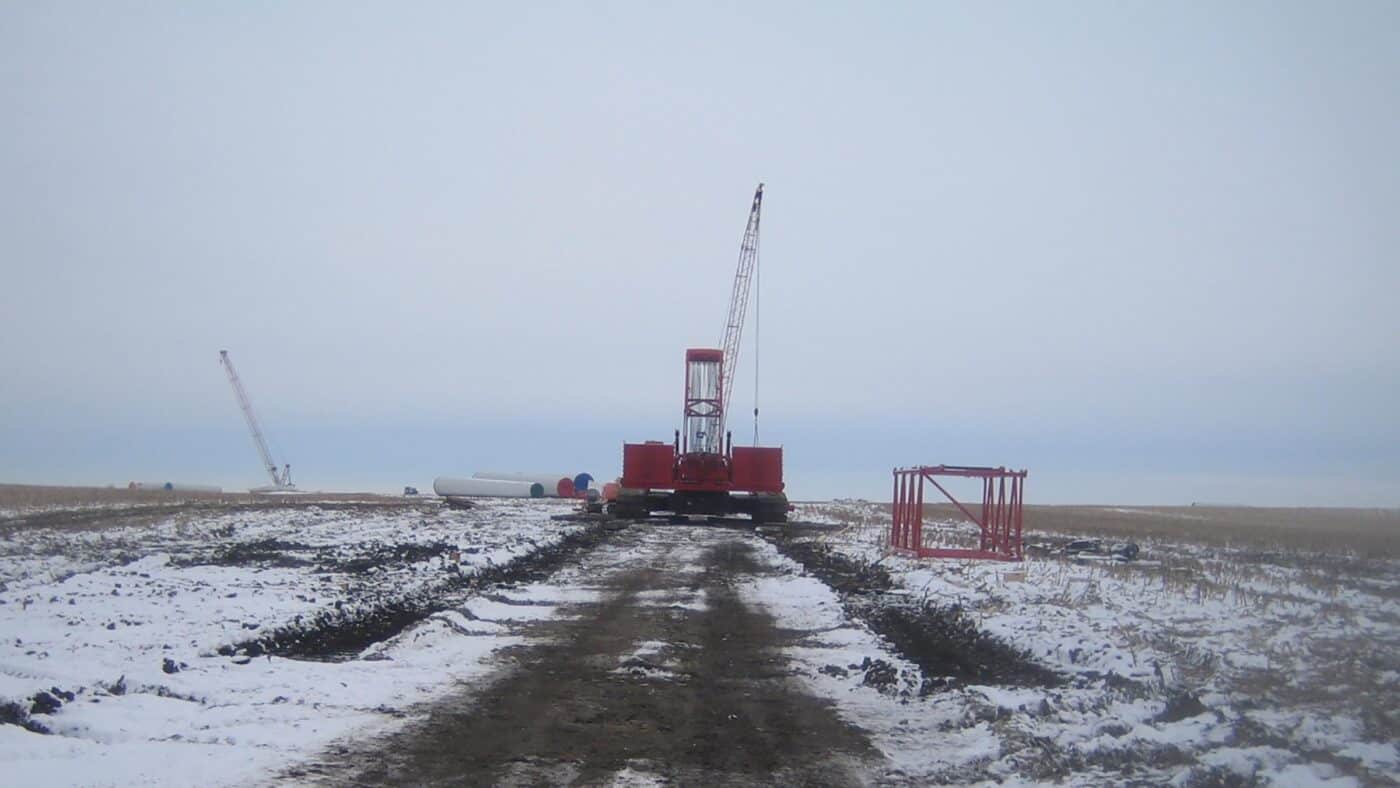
753;218;761;447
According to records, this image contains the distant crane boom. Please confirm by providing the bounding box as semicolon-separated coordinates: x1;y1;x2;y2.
219;350;292;489
718;182;763;437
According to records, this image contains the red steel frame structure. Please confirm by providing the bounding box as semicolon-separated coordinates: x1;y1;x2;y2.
891;465;1027;561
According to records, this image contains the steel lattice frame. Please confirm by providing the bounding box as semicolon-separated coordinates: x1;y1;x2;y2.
890;465;1027;561
718;183;763;435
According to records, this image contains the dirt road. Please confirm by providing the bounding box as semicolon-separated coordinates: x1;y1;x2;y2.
298;525;880;786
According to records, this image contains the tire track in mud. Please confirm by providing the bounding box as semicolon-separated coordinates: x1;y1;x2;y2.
228;522;615;661
770;536;1063;690
299;527;879;786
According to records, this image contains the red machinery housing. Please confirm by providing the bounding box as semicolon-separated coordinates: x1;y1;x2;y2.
614;348;787;522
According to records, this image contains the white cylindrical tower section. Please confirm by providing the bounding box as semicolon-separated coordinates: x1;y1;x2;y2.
472;471;571;491
434;477;545;498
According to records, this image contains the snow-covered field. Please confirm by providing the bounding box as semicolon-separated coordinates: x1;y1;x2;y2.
1;496;1396;786
0;498;582;785
785;501;1400;785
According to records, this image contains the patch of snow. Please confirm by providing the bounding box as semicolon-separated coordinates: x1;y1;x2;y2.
773;501;1399;784
0;499;580;785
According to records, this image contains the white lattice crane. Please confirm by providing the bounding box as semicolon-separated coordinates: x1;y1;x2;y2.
718;182;763;441
219;350;294;491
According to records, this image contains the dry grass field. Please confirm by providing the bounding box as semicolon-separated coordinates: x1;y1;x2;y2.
914;503;1400;558
0;483;239;509
9;485;1394;557
0;484;424;536
818;500;1399;557
0;483;404;510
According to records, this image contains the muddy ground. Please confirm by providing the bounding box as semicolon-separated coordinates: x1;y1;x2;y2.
227;521;614;661
291;526;883;786
772;538;1064;691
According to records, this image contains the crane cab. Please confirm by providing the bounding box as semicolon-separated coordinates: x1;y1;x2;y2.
678;348;729;488
681;348;723;456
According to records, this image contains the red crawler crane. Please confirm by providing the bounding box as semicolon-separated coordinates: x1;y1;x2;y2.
612;185;788;523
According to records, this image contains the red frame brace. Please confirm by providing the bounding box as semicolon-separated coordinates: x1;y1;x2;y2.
890;465;1027;561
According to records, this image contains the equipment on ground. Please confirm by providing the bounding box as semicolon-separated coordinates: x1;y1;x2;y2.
219;350;295;492
612;184;787;523
472;471;572;488
556;473;595;499
890;465;1027;561
435;476;545;499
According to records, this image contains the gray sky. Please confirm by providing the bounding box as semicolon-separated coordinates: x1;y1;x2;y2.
2;2;1397;504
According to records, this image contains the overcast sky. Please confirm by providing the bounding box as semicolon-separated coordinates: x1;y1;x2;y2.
2;2;1397;504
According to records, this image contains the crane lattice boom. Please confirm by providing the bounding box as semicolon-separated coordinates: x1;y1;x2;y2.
219;350;292;489
718;182;763;436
